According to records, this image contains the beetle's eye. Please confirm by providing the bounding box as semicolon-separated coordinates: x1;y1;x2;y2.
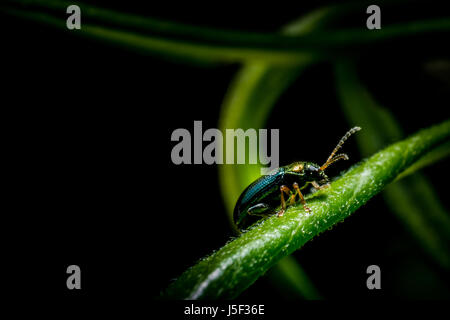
292;163;304;172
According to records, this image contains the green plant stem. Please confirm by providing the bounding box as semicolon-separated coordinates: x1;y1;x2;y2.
163;120;450;299
396;141;450;181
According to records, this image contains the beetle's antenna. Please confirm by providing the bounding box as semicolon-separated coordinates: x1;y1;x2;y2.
331;153;349;162
320;127;361;171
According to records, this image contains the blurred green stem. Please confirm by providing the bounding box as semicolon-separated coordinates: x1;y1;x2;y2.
3;0;450;64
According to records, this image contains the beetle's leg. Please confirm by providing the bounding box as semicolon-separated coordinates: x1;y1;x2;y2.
277;185;291;217
289;193;297;205
312;181;329;190
293;182;311;214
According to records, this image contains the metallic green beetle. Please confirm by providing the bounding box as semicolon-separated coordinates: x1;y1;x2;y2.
233;127;361;231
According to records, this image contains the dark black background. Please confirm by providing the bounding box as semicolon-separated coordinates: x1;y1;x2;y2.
2;0;449;305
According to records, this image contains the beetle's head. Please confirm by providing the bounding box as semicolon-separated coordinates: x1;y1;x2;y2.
287;161;329;183
304;162;329;183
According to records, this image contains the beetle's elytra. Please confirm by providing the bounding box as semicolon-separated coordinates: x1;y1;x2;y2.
233;127;361;231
